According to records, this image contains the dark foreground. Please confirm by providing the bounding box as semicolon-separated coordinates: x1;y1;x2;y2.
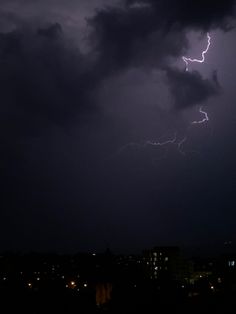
1;284;236;314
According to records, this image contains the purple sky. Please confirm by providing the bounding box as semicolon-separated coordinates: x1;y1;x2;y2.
1;0;236;253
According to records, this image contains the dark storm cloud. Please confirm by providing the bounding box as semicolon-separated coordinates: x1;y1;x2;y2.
0;23;98;130
90;0;236;67
0;21;102;207
89;4;188;71
126;0;236;30
166;68;220;109
88;0;235;107
0;0;235;133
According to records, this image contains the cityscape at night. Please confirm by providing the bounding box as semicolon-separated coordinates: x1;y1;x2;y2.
1;246;236;312
1;0;236;312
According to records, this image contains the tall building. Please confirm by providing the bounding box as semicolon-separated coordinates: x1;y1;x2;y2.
143;246;190;282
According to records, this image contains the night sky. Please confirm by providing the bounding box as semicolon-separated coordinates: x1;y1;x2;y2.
1;0;236;253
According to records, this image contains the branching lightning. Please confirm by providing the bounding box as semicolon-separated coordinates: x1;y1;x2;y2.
183;33;211;127
118;33;212;159
182;33;211;71
191;106;209;125
117;133;177;154
117;132;189;157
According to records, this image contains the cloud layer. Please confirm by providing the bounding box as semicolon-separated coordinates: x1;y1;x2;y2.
0;0;236;251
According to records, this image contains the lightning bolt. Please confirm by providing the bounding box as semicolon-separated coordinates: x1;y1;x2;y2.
191;106;209;125
117;133;177;154
117;132;188;157
177;137;187;155
146;133;177;147
180;32;211;156
117;33;212;159
182;33;211;72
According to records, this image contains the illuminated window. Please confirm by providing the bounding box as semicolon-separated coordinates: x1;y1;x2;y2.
228;260;235;267
165;257;168;262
